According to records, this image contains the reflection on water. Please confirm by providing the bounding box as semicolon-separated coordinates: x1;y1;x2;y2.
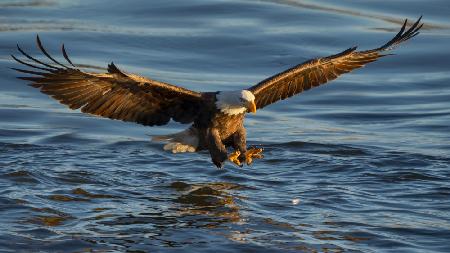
1;0;450;252
173;182;243;226
30;207;73;227
260;0;448;30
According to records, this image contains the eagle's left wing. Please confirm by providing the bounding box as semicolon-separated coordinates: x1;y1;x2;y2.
248;17;423;110
12;36;204;126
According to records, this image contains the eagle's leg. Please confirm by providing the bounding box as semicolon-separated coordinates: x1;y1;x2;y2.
207;128;228;168
228;150;241;167
230;127;263;165
245;146;264;165
230;127;247;166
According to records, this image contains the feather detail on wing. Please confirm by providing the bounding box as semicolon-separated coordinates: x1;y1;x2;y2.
248;16;423;109
12;35;204;126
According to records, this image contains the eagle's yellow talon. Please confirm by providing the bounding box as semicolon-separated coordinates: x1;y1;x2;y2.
245;147;264;165
228;150;241;166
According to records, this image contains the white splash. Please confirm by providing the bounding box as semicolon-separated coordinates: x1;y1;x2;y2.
152;128;198;153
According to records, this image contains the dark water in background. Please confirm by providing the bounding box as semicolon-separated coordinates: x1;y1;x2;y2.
1;0;449;252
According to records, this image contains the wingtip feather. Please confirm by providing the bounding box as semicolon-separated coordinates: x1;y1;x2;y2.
36;35;69;69
62;44;76;67
379;16;423;51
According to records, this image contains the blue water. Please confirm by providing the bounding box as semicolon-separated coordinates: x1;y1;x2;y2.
1;0;449;252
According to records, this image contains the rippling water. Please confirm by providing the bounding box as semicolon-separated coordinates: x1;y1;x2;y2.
1;0;450;252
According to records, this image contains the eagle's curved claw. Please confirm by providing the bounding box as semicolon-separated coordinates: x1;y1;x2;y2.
245;147;264;165
228;150;242;167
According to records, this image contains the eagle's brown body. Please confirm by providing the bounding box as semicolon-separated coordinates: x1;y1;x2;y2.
12;17;422;168
158;91;248;167
196;108;247;167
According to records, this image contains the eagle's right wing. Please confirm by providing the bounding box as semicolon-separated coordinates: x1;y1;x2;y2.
248;17;423;110
12;36;204;126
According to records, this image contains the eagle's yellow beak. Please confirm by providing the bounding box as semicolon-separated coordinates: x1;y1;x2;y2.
247;100;257;113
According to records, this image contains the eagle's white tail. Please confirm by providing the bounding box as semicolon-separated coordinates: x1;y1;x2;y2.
152;128;199;153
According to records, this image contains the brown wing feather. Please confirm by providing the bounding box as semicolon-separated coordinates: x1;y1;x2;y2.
249;17;423;109
12;35;204;126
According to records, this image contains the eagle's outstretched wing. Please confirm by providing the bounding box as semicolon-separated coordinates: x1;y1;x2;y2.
12;36;204;126
248;17;423;110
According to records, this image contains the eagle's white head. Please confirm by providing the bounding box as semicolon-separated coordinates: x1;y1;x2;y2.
215;90;256;115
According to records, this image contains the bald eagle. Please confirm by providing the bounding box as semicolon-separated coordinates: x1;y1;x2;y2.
12;17;422;168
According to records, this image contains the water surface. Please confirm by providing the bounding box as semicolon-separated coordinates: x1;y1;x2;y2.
1;0;449;252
